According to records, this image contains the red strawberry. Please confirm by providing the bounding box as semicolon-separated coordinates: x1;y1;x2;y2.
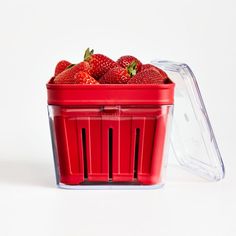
54;60;72;76
54;61;90;84
117;55;142;72
141;64;168;79
128;68;164;84
74;72;99;84
99;61;137;84
84;48;117;79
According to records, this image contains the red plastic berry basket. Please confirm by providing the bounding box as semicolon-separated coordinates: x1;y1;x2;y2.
47;78;175;188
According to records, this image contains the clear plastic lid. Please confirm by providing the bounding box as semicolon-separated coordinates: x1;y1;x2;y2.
152;60;225;181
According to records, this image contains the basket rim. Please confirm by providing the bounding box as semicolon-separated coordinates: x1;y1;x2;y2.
46;78;175;89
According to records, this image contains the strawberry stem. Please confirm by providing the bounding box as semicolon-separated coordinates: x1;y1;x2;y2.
66;64;75;69
84;48;94;61
127;60;137;77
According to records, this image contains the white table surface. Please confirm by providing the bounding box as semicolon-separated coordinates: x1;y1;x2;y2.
0;0;235;235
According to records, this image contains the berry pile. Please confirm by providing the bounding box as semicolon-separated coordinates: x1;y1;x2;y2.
53;48;168;84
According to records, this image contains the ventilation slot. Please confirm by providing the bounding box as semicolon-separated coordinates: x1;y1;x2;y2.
82;128;88;179
134;128;140;180
109;128;113;181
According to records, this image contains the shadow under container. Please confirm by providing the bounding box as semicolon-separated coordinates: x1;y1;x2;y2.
47;79;175;189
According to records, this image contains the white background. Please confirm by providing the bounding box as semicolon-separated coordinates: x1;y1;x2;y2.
0;0;236;235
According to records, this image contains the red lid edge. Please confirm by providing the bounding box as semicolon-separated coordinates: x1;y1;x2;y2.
46;78;175;106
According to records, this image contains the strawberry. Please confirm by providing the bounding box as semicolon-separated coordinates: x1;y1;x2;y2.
54;60;72;76
54;61;90;84
74;72;99;84
84;48;117;79
141;64;168;79
117;55;142;72
99;61;137;84
128;68;164;84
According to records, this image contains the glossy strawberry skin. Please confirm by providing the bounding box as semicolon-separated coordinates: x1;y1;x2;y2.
54;61;90;84
117;55;142;72
99;66;131;84
74;72;99;84
128;68;164;84
54;60;71;76
85;54;117;79
141;64;168;79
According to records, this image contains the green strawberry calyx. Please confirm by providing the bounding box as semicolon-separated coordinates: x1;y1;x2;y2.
127;60;137;77
84;48;94;61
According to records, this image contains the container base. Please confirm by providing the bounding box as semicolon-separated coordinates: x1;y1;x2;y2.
57;182;165;190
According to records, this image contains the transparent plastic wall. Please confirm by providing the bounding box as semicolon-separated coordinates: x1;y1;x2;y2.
153;60;225;181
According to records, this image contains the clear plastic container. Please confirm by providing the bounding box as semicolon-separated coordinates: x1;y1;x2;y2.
47;80;174;189
153;60;225;182
46;61;225;189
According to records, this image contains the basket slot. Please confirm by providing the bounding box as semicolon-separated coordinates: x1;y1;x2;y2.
134;128;140;180
109;128;113;181
81;128;88;179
